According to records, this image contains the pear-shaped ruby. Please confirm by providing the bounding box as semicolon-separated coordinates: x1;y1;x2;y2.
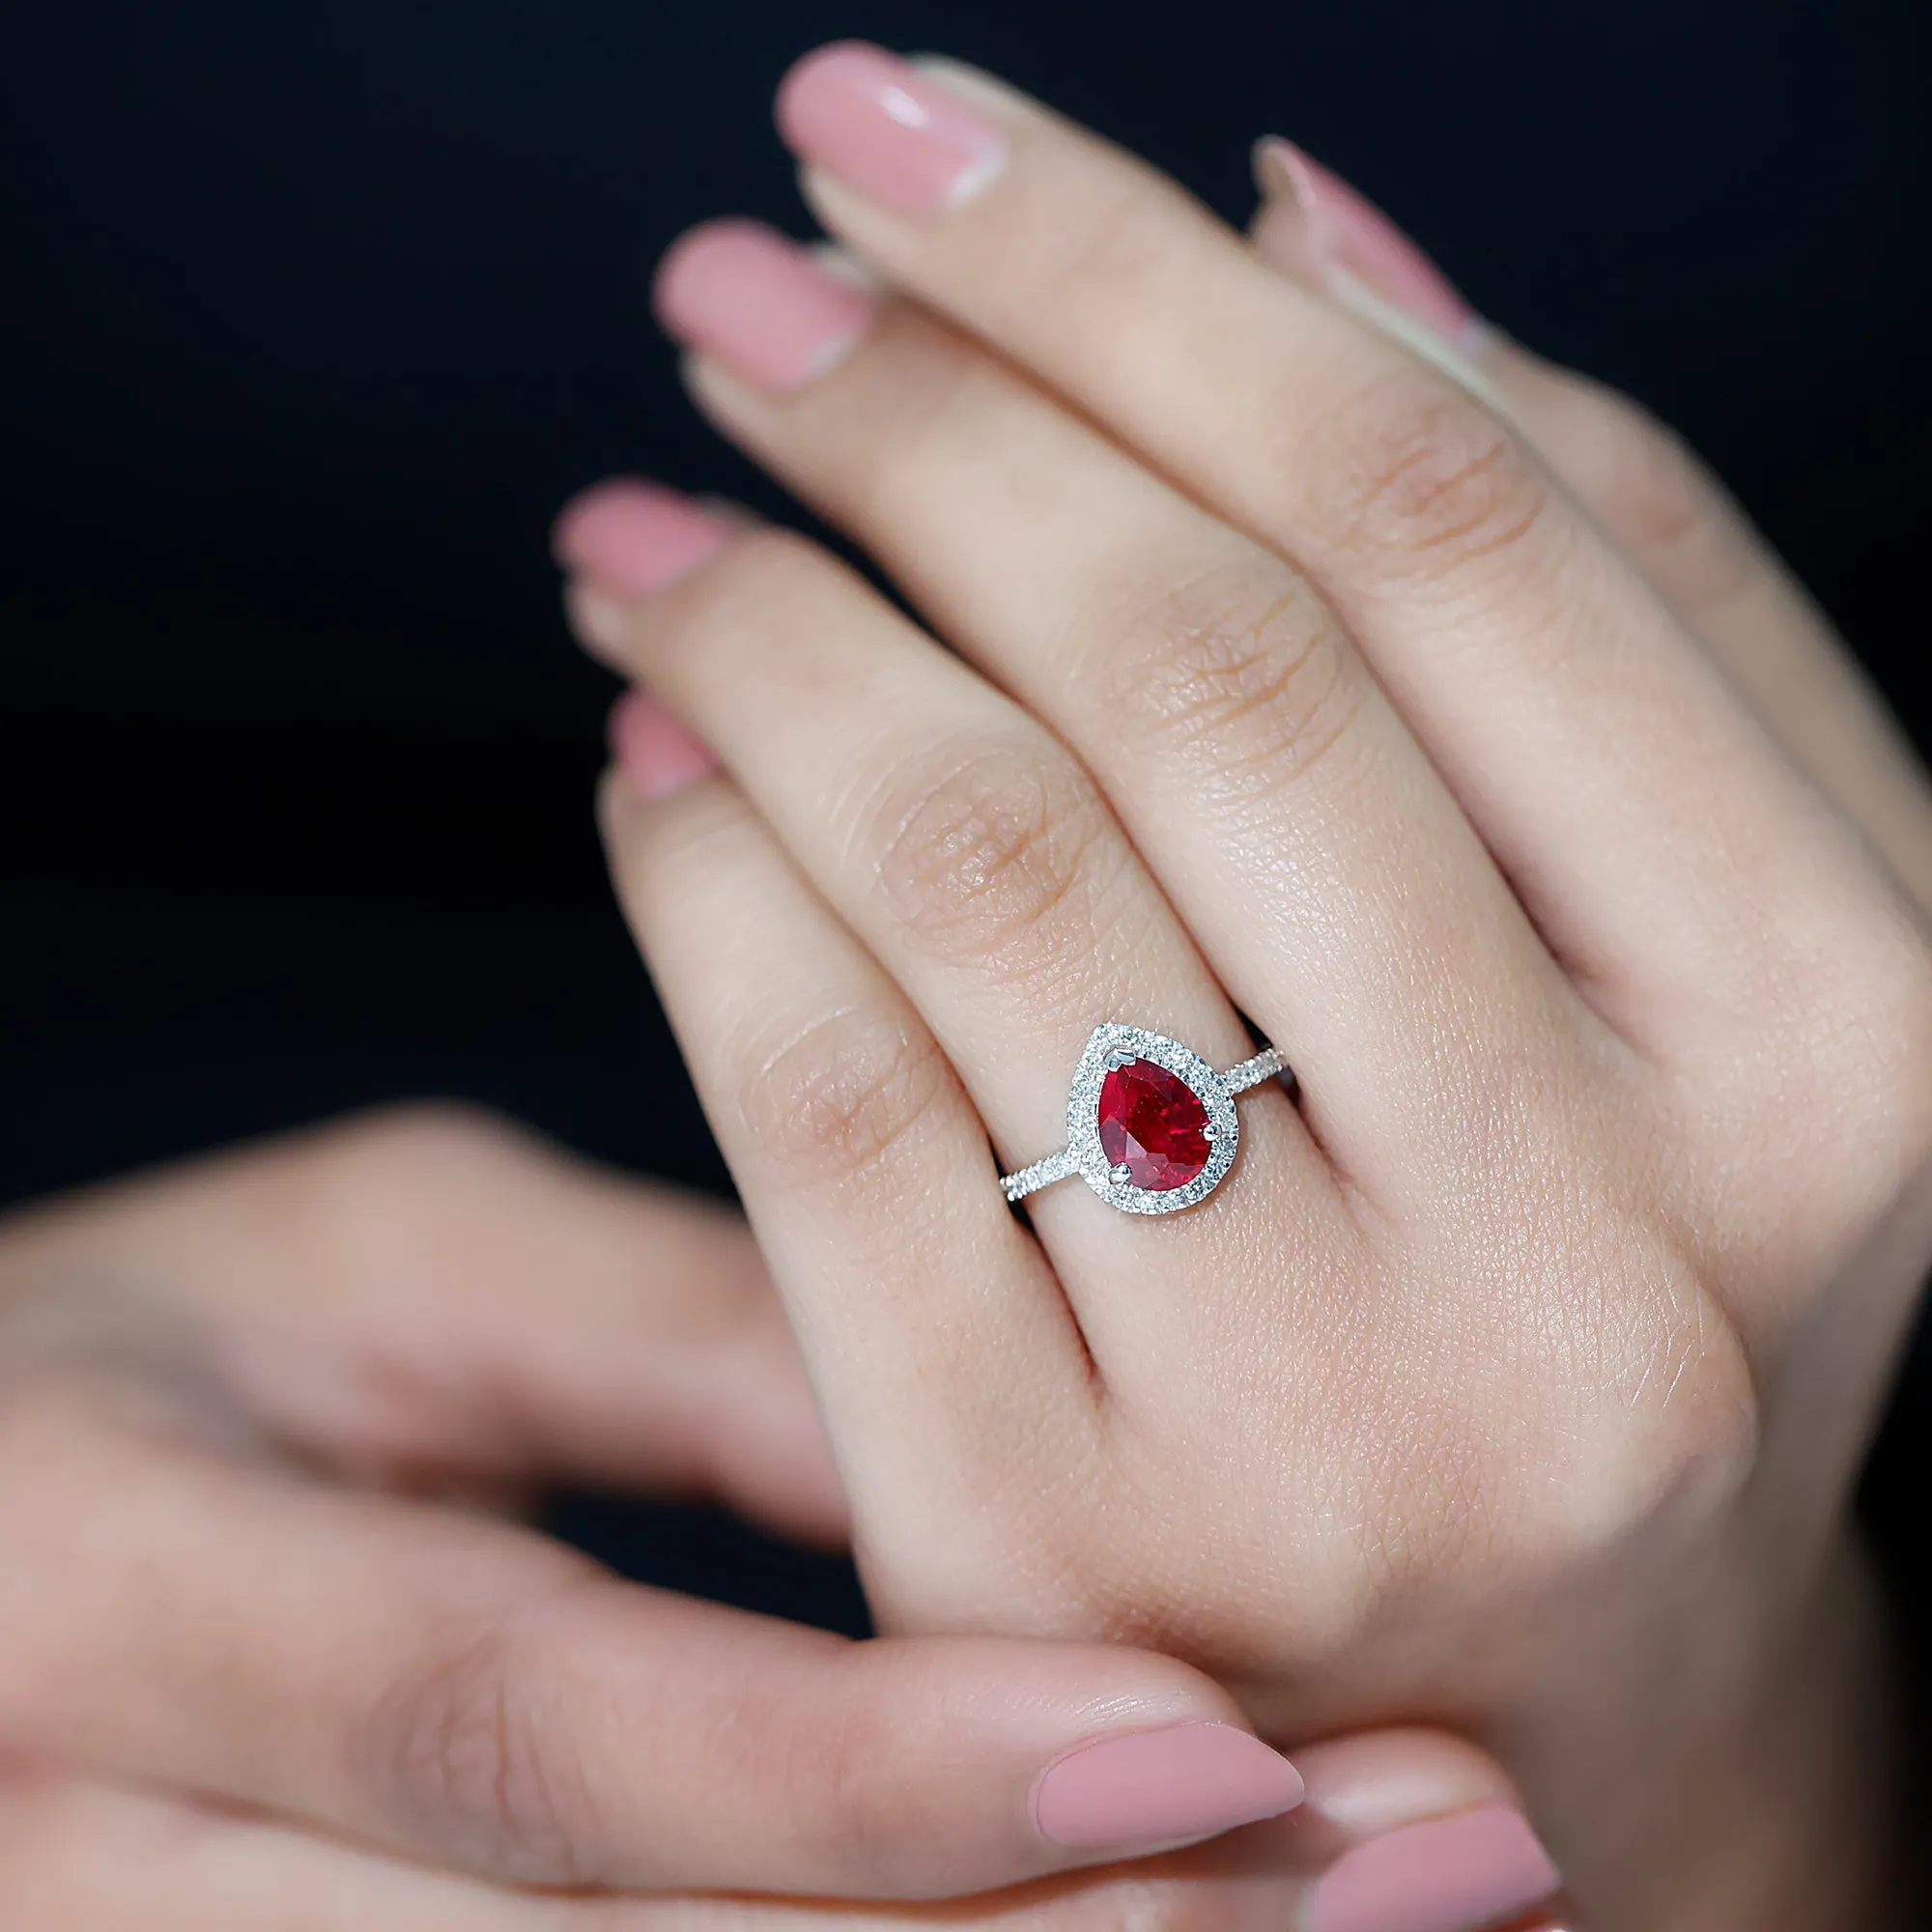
1097;1058;1211;1191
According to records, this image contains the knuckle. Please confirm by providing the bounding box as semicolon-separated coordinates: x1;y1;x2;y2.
1315;378;1551;588
1102;556;1365;791
1665;925;1932;1315
838;327;1018;485
275;1103;539;1264
702;522;825;607
1015;167;1190;312
1580;1260;1762;1513
363;1601;604;1886
735;1004;953;1192
285;1100;538;1278
775;1695;938;1890
1586;396;1711;553
1577;391;1755;611
870;737;1117;972
1407;1255;1759;1594
311;1102;530;1195
1788;915;1932;1210
652;525;832;658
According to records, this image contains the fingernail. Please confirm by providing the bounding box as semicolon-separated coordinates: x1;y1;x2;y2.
1253;138;1481;352
1030;1721;1305;1852
554;480;734;601
608;690;717;802
778;41;1009;215
1303;1805;1561;1932
654;219;878;392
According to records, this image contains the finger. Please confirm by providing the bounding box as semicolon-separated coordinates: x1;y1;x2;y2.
1471;343;1932;911
556;478;1325;1205
633;222;1584;1203
0;1770;567;1932
0;1738;1570;1932
0;1376;1309;1897
599;753;1584;1932
774;45;1889;1064
1279;1730;1570;1932
0;1106;845;1541
591;724;1107;1580
1248;142;1932;914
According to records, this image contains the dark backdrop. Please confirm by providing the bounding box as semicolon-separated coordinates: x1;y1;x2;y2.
2;1;1927;1643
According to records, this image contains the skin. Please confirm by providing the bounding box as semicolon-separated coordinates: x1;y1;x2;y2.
0;1110;1546;1924
574;52;1932;1932
6;43;1926;1932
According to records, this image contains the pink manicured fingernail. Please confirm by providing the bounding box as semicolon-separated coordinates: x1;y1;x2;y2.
554;480;733;601
609;690;717;802
654;219;877;392
1030;1722;1305;1851
1304;1805;1561;1932
778;42;1008;216
1255;139;1479;349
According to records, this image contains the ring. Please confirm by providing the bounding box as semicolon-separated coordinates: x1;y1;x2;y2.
1001;1024;1292;1215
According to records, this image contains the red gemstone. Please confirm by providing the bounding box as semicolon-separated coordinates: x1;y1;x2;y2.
1097;1058;1211;1191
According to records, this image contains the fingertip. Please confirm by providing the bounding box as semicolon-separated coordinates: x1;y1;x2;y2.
607;691;719;804
774;40;892;148
554;477;735;601
1028;1720;1305;1851
1289;1728;1524;1838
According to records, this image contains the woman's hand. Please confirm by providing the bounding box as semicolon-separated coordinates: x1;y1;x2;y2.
561;44;1932;1932
0;1107;1344;1921
1246;138;1932;911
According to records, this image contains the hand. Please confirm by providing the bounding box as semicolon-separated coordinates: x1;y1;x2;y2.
0;1107;1341;1920
1245;138;1932;912
560;44;1932;1931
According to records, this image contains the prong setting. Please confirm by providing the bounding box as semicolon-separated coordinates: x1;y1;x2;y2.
1065;1025;1240;1215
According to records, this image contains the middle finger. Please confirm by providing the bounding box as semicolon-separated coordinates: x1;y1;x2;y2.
641;226;1587;1208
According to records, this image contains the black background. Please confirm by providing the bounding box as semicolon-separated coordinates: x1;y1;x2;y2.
1;2;1927;1647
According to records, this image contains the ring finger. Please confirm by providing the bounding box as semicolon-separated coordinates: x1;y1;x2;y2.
558;487;1340;1354
592;751;1093;1552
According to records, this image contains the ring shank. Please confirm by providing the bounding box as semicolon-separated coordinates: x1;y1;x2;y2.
1220;1048;1292;1096
1000;1148;1080;1205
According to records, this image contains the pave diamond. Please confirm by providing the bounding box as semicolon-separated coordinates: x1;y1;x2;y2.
1001;1025;1281;1213
1096;1058;1212;1191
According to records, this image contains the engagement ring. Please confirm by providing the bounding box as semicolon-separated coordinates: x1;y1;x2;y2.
1000;1024;1290;1215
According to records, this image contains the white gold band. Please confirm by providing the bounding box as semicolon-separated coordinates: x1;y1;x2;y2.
1217;1048;1293;1098
999;1148;1081;1205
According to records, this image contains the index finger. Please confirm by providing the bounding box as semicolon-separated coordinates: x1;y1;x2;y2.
0;1378;1305;1897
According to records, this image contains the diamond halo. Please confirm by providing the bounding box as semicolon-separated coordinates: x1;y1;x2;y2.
1000;1024;1290;1216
